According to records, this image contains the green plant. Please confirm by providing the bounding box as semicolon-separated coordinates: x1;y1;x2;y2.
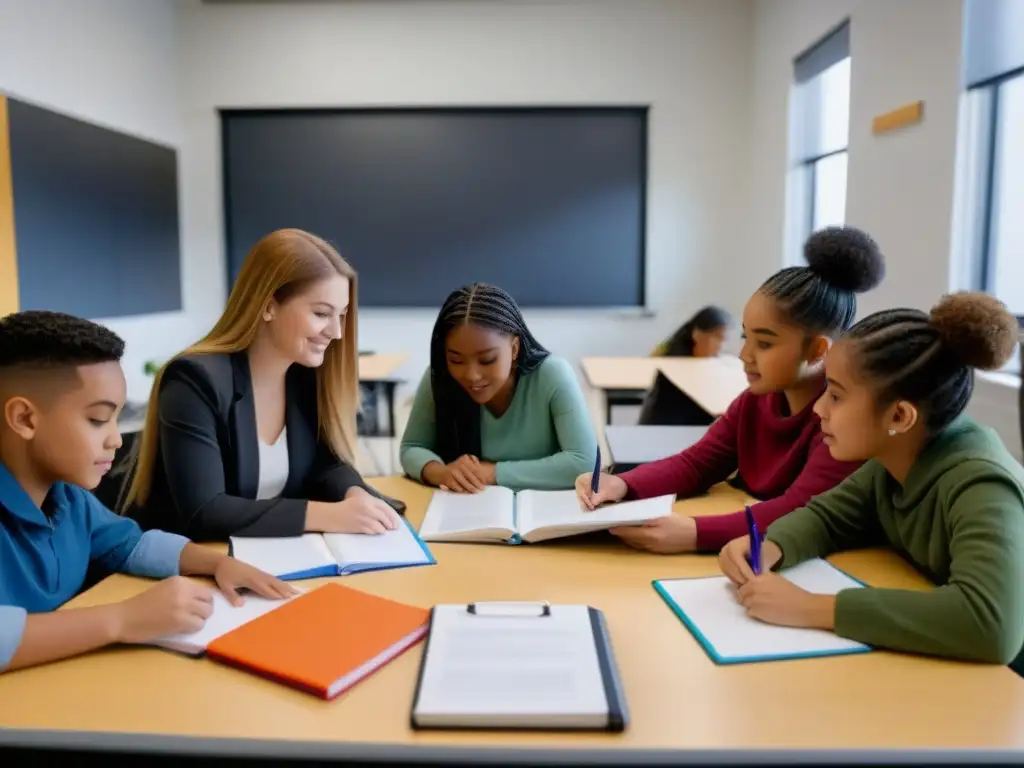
143;360;161;377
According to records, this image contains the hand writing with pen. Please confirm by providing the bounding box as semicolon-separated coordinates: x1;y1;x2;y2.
717;509;836;630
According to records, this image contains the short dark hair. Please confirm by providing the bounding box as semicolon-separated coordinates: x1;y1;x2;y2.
0;311;125;371
430;283;548;462
760;226;886;336
843;292;1018;433
663;305;732;356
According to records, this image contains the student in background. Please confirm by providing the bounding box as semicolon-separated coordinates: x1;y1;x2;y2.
0;312;293;673
123;229;402;541
641;305;733;426
401;283;597;493
719;293;1024;673
577;227;885;554
651;305;732;357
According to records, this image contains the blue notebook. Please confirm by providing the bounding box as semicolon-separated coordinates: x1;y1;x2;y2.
229;518;436;580
653;558;872;665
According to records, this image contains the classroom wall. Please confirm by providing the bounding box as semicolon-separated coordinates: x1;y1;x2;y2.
745;0;1021;459
177;0;754;391
0;0;197;401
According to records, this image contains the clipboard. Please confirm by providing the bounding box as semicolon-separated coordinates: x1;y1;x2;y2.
410;601;628;731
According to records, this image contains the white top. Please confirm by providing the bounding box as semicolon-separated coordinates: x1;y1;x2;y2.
256;427;290;500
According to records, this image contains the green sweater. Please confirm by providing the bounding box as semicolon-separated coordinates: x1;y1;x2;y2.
767;416;1024;668
400;356;598;492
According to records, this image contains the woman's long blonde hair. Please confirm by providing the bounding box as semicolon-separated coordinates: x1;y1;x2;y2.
121;228;360;510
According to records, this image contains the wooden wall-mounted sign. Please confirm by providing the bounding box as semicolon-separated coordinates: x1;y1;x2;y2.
872;100;924;135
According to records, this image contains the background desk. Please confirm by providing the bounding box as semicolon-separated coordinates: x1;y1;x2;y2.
605;424;708;472
2;477;1024;764
655;357;748;419
580;357;662;424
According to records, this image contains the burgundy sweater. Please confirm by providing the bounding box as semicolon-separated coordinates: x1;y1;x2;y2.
619;385;862;551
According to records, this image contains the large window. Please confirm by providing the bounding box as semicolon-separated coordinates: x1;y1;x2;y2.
971;71;1024;317
786;22;851;265
957;0;1024;369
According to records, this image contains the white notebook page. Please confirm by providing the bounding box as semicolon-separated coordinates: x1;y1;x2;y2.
517;491;673;537
323;521;430;566
419;486;515;536
152;589;296;654
415;604;607;719
229;534;336;577
657;558;869;662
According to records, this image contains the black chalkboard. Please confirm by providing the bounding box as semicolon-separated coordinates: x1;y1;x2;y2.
8;97;181;319
221;107;647;309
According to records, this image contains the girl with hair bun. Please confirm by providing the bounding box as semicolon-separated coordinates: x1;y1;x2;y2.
579;226;885;554
720;292;1024;672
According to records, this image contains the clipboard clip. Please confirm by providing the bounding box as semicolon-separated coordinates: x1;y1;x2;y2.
466;601;552;617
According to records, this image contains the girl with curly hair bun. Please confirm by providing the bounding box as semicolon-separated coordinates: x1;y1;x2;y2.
579;226;886;555
720;292;1024;673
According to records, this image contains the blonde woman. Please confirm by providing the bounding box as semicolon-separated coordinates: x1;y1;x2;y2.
122;229;402;540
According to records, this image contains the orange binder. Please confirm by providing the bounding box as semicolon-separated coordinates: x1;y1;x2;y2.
206;583;430;700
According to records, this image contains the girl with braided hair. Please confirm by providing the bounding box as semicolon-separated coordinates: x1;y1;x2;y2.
401;283;597;493
720;292;1024;673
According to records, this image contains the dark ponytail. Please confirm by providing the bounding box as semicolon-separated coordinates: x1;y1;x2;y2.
430;283;549;462
663;305;732;357
844;292;1018;433
760;226;885;335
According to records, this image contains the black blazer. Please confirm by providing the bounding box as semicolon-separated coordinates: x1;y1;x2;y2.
130;352;401;540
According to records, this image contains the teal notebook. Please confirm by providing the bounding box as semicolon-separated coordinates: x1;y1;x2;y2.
653;558;872;665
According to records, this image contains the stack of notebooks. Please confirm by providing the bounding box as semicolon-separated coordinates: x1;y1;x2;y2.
150;583;430;699
418;485;675;544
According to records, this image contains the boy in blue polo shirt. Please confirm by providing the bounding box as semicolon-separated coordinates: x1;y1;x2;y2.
0;311;295;672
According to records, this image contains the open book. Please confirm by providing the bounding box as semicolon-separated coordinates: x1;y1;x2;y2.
418;486;675;544
230;518;436;580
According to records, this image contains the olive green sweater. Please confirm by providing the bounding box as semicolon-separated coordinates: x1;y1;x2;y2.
767;417;1024;669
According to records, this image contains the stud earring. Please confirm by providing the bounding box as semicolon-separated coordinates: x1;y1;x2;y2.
888;429;897;436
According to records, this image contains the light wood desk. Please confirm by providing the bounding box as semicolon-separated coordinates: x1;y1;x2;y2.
656;357;749;418
2;477;1023;763
580;357;662;424
358;353;408;382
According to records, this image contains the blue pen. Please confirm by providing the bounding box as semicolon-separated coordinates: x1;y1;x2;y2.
745;506;762;575
591;445;602;494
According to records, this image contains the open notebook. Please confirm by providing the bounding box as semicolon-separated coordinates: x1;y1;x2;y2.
653;558;872;665
230;518;436;580
418;486;675;544
148;589;299;656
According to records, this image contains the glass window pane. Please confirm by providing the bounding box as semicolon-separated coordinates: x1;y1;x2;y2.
791;57;851;162
812;151;848;231
989;74;1024;316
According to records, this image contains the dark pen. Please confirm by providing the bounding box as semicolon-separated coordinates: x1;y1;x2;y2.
745;505;762;576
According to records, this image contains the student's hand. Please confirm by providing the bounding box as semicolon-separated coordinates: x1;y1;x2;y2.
735;573;836;630
575;472;627;510
213;558;298;606
718;536;783;586
609;515;697;554
336;487;403;534
438;455;490;493
114;576;215;643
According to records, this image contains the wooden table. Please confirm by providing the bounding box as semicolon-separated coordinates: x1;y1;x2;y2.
580;357;663;424
656;357;749;418
2;477;1023;764
604;424;709;471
